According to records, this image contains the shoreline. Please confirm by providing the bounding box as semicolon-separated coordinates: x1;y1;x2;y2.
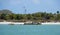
0;22;60;25
42;22;60;25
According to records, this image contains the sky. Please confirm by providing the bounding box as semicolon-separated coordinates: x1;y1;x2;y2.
0;0;60;14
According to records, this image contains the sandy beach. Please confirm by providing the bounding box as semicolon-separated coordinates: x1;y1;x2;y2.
0;22;24;24
42;22;60;25
0;22;60;25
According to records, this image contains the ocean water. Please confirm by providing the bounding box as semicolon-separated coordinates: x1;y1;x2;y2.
0;25;60;35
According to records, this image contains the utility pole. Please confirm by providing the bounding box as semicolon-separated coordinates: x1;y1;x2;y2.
23;6;27;22
23;6;27;14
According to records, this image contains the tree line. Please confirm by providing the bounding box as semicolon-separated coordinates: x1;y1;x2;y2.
0;10;60;22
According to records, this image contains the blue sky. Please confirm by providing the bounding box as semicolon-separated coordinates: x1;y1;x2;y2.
0;0;60;14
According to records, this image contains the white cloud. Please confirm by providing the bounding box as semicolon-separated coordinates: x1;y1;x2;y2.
32;0;40;4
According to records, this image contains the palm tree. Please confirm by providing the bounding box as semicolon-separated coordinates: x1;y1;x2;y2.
57;11;59;14
56;11;60;21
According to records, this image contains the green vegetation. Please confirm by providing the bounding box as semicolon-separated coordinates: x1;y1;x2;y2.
0;9;60;22
0;9;12;14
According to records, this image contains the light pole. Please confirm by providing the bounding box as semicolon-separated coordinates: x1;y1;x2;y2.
23;6;27;22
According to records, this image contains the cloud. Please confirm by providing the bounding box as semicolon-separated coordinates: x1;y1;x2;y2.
32;0;40;4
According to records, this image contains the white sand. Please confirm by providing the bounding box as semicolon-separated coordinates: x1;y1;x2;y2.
0;22;24;24
42;22;60;25
0;22;60;25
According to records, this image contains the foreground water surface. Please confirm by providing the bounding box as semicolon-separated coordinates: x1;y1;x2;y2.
0;25;60;35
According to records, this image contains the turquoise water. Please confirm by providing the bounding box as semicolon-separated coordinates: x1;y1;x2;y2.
0;25;60;35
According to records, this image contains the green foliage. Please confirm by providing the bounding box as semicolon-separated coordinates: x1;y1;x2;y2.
0;9;60;21
0;9;12;14
57;11;59;14
4;14;10;20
